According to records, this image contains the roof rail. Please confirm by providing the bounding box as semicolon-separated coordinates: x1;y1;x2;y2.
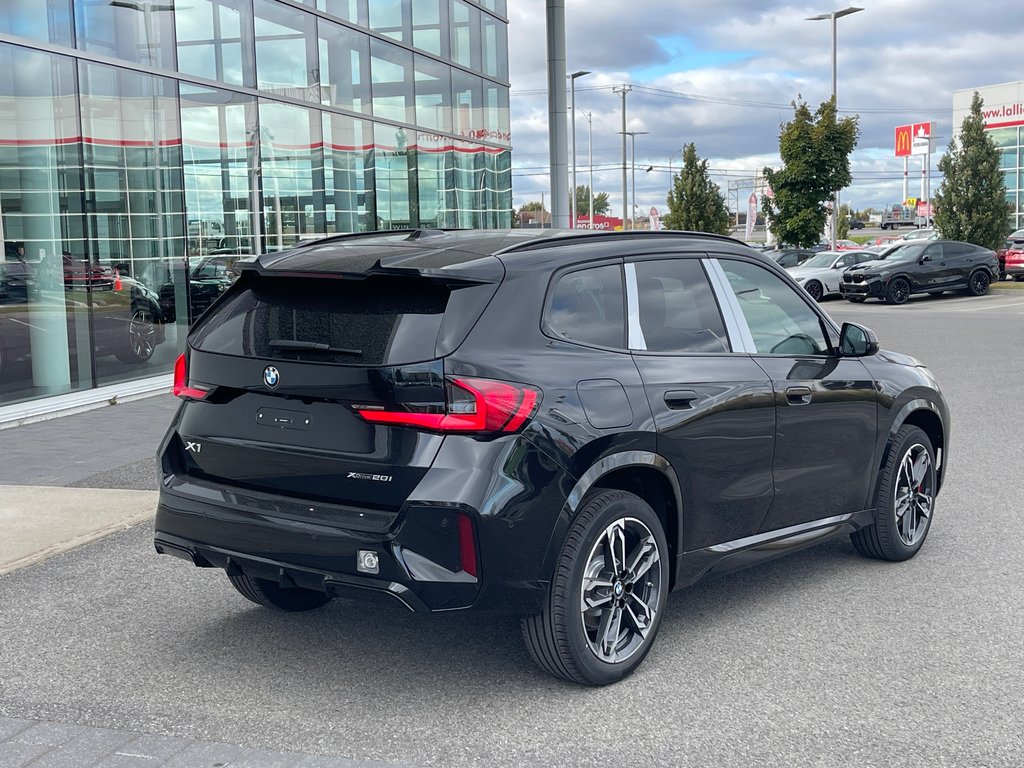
496;229;746;255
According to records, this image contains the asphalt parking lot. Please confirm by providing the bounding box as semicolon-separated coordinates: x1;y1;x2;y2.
1;289;1022;767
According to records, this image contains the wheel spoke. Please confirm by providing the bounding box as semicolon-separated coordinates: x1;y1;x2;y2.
597;604;623;660
582;576;614;611
624;536;659;585
910;451;930;486
605;521;626;574
624;591;655;638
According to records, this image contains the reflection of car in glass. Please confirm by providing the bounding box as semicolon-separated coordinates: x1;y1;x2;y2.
766;248;815;268
787;249;877;301
155;229;950;686
840;240;999;304
0;257;165;377
159;256;241;324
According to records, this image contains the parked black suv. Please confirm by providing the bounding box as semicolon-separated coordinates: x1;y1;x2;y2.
840;239;998;304
155;230;949;685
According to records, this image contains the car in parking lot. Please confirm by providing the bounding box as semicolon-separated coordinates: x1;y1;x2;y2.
848;219;865;229
765;247;816;268
156;229;950;685
787;249;877;301
1004;241;1024;281
840;239;999;304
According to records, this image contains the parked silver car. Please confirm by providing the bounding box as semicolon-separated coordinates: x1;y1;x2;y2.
787;249;877;301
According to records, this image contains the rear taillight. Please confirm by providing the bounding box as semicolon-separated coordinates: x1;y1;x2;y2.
458;511;478;578
354;376;539;434
172;354;209;400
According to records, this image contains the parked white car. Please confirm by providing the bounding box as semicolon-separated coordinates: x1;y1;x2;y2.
787;249;877;301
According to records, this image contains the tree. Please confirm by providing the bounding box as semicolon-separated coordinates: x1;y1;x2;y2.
761;98;860;247
662;143;730;235
933;92;1009;249
837;203;851;240
516;200;549;228
572;186;611;217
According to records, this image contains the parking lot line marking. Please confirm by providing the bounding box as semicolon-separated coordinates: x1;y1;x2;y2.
957;300;1024;312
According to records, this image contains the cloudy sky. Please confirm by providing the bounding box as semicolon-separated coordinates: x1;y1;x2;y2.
505;0;1023;218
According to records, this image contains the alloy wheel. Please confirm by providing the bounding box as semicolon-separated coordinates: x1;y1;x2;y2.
806;281;823;301
129;310;156;360
889;279;910;304
579;517;663;664
894;443;933;547
970;271;990;295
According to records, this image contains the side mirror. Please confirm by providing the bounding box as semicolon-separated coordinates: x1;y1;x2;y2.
839;322;879;357
919;255;931;263
832;261;843;269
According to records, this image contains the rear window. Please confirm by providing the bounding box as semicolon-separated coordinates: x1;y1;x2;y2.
191;276;450;366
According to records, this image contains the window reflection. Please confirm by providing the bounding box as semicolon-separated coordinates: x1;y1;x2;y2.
374;123;416;230
368;0;406;43
175;0;255;87
75;0;177;69
415;56;452;134
317;0;366;25
0;0;73;46
253;0;319;101
317;17;371;113
323;112;374;234
370;39;414;124
258;101;326;250
412;0;447;57
450;0;480;70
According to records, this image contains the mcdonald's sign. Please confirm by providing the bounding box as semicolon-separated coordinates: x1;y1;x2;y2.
895;124;912;157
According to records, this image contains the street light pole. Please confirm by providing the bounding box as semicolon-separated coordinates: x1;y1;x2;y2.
569;70;591;228
582;109;594;227
623;130;648;230
807;6;863;249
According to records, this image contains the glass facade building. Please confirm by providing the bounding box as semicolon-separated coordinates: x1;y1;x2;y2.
0;0;511;410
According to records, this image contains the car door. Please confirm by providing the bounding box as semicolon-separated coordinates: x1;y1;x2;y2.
915;242;950;290
627;256;776;551
711;257;878;532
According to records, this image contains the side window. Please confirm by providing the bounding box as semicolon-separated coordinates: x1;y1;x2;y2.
546;264;625;348
719;260;830;356
854;252;874;264
924;243;944;260
633;259;730;353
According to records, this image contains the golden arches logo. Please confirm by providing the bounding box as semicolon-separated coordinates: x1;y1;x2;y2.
895;125;912;157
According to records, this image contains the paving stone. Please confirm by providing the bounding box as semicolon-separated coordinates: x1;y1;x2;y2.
0;717;34;741
0;739;54;767
115;733;192;761
28;726;139;767
160;741;254;767
10;721;93;746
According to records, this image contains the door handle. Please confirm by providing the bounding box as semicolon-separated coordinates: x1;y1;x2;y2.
785;386;812;405
664;390;700;409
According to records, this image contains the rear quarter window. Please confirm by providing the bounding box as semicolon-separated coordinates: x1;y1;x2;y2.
544;263;625;349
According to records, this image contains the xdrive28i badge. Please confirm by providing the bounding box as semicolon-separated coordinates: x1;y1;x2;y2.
263;365;280;389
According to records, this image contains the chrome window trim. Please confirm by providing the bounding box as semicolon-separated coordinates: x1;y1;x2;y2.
623;262;647;351
704;258;756;353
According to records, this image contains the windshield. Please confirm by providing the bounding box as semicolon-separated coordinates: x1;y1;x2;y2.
880;243;926;261
801;252;840;268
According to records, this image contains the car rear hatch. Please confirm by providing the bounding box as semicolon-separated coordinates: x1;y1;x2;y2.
166;234;504;533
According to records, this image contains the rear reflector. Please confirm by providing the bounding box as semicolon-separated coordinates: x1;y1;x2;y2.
355;376;539;434
173;354;210;400
458;512;478;578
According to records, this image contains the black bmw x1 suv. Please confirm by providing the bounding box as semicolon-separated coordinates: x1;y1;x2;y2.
155;229;949;685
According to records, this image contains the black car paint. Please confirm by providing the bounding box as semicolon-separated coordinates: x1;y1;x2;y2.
155;229;949;615
839;240;999;299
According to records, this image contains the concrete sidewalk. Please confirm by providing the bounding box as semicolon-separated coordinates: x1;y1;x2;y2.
0;393;176;575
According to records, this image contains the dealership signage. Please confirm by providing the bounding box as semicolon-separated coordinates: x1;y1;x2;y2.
895;122;933;156
576;215;624;230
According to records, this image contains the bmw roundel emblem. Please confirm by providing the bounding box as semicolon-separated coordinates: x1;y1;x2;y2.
263;365;280;389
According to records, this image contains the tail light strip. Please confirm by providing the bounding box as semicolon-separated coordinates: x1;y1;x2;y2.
173;354;210;400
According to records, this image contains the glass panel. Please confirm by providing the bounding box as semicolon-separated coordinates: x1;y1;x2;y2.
479;0;506;15
1000;148;1016;170
0;0;73;46
368;0;407;43
180;85;257;324
450;0;480;70
0;45;90;405
323;112;374;234
719;260;829;355
317;17;371;113
633;260;729;353
370;39;414;124
414;55;452;134
257;100;325;251
77;60;185;388
483;82;510;145
74;0;176;69
1004;170;1017;191
452;69;483;139
253;0;318;100
175;0;255;87
481;12;507;80
373;123;417;230
547;265;625;349
988;127;1019;148
412;0;447;57
317;0;366;25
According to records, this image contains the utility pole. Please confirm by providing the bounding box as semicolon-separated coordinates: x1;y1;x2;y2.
624;130;648;230
613;85;631;228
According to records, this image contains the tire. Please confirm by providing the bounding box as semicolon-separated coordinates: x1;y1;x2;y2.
227;572;331;612
884;277;911;305
966;270;990;297
1016;275;1024;283
521;489;669;686
115;309;157;364
804;280;823;301
851;425;936;562
846;296;867;303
